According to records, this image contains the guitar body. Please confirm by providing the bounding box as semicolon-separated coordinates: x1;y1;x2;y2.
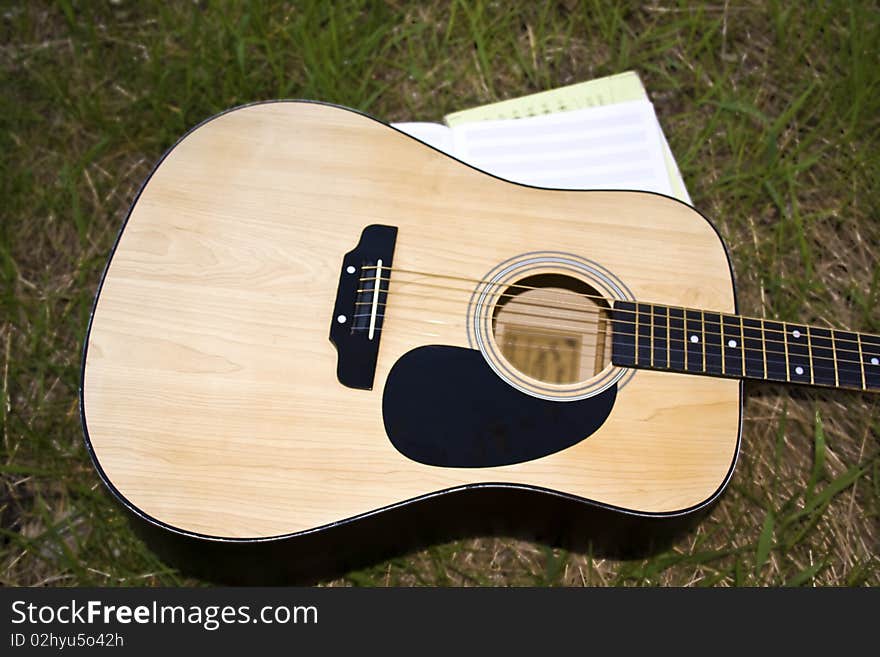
81;101;741;556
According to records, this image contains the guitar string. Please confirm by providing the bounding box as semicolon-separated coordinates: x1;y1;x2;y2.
348;303;874;376
349;284;878;362
354;287;872;361
359;265;840;322
357;267;880;353
351;312;608;349
356;286;876;360
357;281;612;318
355;294;608;326
360;277;614;315
357;270;879;354
351;307;876;369
348;329;867;385
352;313;736;361
350;317;869;377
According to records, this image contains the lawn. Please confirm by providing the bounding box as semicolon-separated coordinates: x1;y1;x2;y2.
1;0;877;586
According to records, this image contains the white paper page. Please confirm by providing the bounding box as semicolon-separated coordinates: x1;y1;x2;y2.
391;122;455;156
449;99;672;196
657;124;692;205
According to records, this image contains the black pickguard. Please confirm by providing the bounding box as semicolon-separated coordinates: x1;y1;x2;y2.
382;346;616;467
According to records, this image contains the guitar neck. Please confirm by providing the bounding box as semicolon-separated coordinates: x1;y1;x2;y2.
610;301;880;393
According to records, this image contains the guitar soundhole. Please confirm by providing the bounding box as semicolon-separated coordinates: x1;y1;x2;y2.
492;274;612;385
469;252;633;400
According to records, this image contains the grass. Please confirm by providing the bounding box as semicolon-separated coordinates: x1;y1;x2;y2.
1;0;878;586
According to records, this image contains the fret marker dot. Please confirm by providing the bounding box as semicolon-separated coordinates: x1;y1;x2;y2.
795;366;804;376
690;335;699;343
792;329;801;338
728;339;737;348
346;265;356;274
871;357;879;366
337;315;347;324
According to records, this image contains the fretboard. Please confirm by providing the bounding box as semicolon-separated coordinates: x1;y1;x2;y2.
610;301;880;393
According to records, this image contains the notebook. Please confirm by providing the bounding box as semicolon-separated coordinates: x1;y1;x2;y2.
391;71;691;204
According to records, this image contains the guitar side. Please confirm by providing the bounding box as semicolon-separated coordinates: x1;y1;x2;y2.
81;101;741;543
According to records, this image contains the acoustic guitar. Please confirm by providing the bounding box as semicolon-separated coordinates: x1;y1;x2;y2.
80;101;878;565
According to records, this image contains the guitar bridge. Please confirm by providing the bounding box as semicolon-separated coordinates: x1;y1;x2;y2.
329;224;398;390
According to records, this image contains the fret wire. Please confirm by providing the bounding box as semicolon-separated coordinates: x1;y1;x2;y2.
806;325;815;385
635;306;640;366
683;309;688;372
831;327;839;387
720;314;726;376
701;310;706;372
670;308;684;371
857;333;867;391
783;322;791;382
605;309;876;390
863;335;880;391
606;336;861;381
760;318;768;379
666;308;671;369
610;326;867;369
623;304;880;374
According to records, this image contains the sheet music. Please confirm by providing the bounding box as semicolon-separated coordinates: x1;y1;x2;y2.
443;71;647;126
393;97;680;200
449;99;672;196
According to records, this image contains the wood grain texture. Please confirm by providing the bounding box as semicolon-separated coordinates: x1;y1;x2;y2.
82;102;740;539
